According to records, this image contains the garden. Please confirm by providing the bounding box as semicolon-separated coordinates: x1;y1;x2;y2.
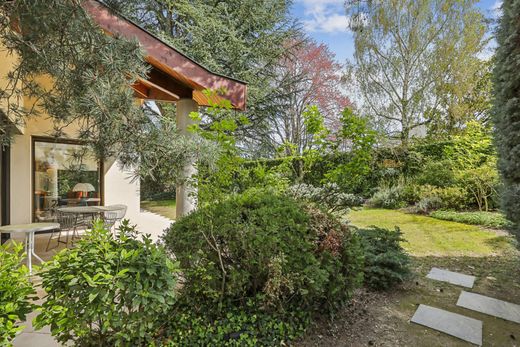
1;0;520;346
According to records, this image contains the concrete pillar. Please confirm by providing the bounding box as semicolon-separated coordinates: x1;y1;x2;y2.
176;98;198;218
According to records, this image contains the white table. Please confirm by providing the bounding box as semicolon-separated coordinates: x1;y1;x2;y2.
0;223;60;274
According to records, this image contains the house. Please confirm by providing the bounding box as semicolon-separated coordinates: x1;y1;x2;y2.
0;0;247;241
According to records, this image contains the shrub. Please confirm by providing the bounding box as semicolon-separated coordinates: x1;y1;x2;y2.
35;220;178;346
287;183;364;215
413;196;444;214
415;159;456;187
430;210;512;229
162;189;364;344
417;185;470;210
0;242;35;345
369;184;407;209
357;226;411;290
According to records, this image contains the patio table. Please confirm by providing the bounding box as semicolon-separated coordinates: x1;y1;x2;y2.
0;222;60;274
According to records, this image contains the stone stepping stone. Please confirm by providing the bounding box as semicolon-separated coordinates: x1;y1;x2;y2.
457;291;520;324
426;267;476;288
411;304;482;346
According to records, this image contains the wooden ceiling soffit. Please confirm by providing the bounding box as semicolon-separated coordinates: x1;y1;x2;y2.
83;0;247;110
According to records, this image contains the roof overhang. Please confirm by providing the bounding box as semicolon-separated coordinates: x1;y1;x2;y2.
82;0;247;110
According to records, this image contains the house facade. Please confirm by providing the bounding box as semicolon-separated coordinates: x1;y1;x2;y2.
0;0;247;240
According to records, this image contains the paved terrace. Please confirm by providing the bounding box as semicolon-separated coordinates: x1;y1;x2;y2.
7;209;173;347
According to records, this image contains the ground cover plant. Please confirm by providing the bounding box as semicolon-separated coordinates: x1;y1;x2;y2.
430;210;511;229
0;242;35;346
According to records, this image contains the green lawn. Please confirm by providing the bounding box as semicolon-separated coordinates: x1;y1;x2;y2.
349;208;515;257
140;199;176;220
300;208;520;346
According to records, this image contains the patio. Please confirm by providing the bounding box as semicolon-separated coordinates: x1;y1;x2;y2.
4;208;172;347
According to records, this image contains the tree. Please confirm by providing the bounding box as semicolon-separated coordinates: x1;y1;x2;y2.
325;107;377;193
0;0;215;181
268;38;351;155
104;0;298;155
346;0;487;146
493;0;520;237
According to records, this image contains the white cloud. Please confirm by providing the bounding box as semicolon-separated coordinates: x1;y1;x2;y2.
296;0;350;34
491;0;503;19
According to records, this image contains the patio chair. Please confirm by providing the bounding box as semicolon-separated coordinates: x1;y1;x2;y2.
103;205;127;233
45;212;78;251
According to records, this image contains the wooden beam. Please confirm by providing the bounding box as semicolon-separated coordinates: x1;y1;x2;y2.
132;82;149;98
137;77;178;102
147;68;193;99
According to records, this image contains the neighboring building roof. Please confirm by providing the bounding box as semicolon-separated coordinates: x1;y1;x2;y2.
82;0;247;110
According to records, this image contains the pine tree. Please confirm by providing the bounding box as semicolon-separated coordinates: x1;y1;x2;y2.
493;0;520;239
0;0;216;181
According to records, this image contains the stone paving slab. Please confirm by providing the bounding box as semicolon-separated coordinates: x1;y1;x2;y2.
457;291;520;324
411;304;482;346
426;267;476;288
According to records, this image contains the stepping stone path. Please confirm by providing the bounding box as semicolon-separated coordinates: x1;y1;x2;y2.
411;304;483;346
426;267;476;288
411;267;520;346
457;291;520;324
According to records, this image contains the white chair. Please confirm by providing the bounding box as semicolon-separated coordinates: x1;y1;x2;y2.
103;205;127;233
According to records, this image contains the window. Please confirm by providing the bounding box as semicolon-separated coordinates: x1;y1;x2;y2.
32;138;102;222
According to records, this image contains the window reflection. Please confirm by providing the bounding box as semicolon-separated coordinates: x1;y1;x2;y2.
33;139;101;222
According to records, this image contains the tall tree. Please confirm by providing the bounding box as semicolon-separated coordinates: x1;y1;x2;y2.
105;0;298;154
269;38;350;155
346;0;487;145
493;0;520;238
0;0;216;181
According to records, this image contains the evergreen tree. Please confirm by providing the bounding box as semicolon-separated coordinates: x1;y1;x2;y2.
493;0;520;239
0;0;216;181
105;0;298;155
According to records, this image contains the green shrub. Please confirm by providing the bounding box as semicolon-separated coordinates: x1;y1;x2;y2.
287;183;364;215
162;189;364;344
35;220;178;346
415;160;456;187
430;210;512;229
369;184;407;209
413;196;444;214
0;242;35;345
357;226;411;290
417;185;470;210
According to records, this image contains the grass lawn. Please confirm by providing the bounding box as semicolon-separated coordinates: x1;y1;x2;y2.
140;199;176;220
300;208;520;346
348;208;514;257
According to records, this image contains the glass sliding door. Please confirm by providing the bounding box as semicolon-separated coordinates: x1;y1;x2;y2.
32;138;102;222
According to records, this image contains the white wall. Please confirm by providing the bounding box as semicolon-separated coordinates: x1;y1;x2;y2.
103;159;141;222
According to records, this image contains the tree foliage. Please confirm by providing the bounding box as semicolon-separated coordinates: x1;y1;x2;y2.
105;0;298;155
0;0;215;182
347;0;488;145
268;38;351;155
493;0;520;236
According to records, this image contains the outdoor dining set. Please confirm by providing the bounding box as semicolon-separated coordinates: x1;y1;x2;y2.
0;204;127;274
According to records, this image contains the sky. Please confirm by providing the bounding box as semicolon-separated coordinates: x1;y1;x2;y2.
290;0;502;64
